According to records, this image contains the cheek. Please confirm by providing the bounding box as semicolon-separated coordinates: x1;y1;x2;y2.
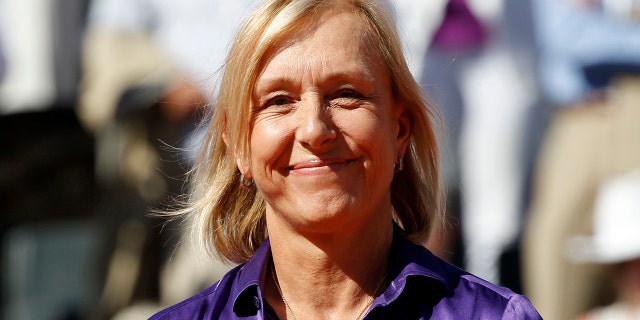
338;114;396;162
250;118;292;172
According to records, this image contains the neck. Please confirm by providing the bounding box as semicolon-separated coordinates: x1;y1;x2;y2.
265;215;393;320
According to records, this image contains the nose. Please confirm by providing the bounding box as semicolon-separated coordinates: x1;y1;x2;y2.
295;96;336;150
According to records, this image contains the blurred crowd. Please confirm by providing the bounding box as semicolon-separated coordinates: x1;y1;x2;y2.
0;0;639;319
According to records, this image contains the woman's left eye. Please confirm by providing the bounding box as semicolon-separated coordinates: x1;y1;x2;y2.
329;89;365;109
335;89;362;99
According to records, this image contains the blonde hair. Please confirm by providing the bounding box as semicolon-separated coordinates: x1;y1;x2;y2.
188;0;443;263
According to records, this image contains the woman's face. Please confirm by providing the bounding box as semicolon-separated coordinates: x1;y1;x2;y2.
247;10;410;233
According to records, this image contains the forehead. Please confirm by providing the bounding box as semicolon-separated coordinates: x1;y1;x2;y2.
267;3;374;47
256;9;383;82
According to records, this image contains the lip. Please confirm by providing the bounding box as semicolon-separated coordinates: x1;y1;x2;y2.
288;157;353;172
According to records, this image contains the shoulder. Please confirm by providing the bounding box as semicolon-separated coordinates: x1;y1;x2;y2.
148;265;243;320
149;239;273;319
424;256;542;319
387;237;541;319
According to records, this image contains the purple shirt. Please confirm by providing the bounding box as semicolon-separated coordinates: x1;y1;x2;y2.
150;231;541;319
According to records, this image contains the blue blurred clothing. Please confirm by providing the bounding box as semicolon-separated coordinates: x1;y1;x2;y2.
149;231;541;320
533;0;640;106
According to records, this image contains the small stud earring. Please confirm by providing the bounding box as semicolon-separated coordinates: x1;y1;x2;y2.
395;157;404;172
240;174;254;187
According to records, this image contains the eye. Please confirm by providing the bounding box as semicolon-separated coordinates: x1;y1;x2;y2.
259;95;294;110
335;89;362;99
269;96;292;106
329;89;365;109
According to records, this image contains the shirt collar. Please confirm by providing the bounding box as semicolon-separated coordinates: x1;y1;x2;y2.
231;238;272;317
375;231;450;308
231;229;452;316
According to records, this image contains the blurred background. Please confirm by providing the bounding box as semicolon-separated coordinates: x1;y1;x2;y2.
0;0;638;319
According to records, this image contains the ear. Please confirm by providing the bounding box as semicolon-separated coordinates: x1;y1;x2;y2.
235;156;251;179
222;117;252;178
394;102;412;158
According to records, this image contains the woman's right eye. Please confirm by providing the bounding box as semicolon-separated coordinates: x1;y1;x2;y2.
269;96;291;106
259;95;293;110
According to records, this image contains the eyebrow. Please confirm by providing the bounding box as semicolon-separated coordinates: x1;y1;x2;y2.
255;68;376;93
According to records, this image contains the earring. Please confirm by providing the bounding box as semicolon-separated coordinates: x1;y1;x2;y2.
395;157;404;172
240;173;254;187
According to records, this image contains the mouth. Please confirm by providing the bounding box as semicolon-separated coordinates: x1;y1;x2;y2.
288;158;354;171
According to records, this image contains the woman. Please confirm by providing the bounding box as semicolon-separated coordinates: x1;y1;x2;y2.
150;0;542;319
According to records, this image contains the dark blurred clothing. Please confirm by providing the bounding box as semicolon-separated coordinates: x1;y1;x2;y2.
0;109;96;232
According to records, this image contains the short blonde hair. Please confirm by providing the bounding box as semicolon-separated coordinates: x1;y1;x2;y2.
188;0;443;263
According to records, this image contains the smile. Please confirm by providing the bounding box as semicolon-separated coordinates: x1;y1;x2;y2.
288;158;354;172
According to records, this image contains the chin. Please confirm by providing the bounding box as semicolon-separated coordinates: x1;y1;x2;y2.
293;203;365;230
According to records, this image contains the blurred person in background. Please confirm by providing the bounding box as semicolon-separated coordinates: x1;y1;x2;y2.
419;0;538;288
0;1;101;319
566;169;640;320
77;0;255;318
523;0;640;319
